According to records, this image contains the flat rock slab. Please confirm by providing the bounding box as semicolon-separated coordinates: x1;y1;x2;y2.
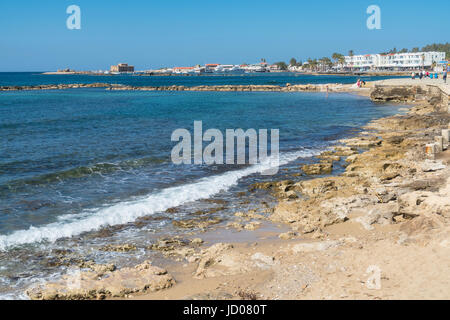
26;261;175;300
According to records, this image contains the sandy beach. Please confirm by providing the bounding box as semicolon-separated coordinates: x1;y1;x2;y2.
22;78;450;300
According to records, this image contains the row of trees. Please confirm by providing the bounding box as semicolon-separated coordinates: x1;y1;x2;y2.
272;43;449;72
274;54;344;71
295;53;345;71
380;43;450;58
273;58;303;70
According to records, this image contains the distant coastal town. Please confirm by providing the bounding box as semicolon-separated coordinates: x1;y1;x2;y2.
47;44;450;77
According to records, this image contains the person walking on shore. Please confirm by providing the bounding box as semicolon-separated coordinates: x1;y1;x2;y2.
444;70;447;83
411;72;415;80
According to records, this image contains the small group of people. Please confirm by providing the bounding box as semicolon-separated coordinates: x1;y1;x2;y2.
411;69;447;83
411;70;432;79
356;78;366;88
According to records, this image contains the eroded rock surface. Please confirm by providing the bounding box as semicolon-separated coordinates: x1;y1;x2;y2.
26;261;175;300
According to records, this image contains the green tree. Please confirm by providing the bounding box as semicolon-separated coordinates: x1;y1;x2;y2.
309;59;319;71
289;58;297;66
274;61;288;70
319;57;332;70
388;47;397;54
421;42;450;59
332;53;345;67
348;50;354;57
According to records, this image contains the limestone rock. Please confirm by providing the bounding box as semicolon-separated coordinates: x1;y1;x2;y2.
291;240;340;253
26;261;174;300
340;137;381;148
279;231;298;240
370;85;418;102
301;162;333;175
172;217;222;229
398;188;450;218
333;146;358;156
100;244;137;252
420;160;446;172
79;261;116;275
251;253;276;268
244;221;262;230
191;238;204;246
354;203;398;230
194;243;250;279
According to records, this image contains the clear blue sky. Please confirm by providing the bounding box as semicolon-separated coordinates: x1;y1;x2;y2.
0;0;449;71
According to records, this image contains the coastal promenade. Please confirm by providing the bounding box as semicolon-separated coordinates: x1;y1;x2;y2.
369;78;450;114
372;78;450;96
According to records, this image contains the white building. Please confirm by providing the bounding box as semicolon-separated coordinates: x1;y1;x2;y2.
344;52;445;71
436;60;450;72
287;65;302;72
241;63;268;73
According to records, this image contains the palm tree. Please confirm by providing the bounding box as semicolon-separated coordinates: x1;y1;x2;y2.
332;53;345;70
332;53;340;62
310;59;319;71
306;58;313;71
338;56;345;68
319;57;332;71
388;47;397;54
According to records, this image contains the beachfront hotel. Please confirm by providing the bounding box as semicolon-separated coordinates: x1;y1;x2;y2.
343;51;446;71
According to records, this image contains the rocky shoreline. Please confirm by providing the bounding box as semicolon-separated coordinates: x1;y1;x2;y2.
24;80;450;300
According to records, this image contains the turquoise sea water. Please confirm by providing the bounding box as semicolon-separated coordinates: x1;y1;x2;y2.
0;73;406;298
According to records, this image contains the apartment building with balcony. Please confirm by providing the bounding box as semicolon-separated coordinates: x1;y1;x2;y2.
344;52;445;71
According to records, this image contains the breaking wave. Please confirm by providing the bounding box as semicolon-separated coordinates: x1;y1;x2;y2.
0;149;319;250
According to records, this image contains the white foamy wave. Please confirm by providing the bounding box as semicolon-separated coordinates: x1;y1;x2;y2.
0;149;319;250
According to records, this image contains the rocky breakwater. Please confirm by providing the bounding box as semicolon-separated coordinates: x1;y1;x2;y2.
108;83;353;92
1;82;356;93
0;83;117;91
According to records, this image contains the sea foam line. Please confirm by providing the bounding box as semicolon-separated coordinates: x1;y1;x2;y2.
0;149;319;250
